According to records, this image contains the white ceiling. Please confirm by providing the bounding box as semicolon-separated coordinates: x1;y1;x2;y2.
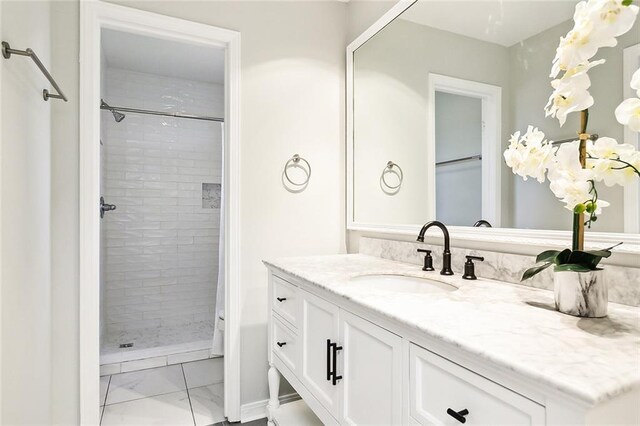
101;29;225;84
400;0;576;47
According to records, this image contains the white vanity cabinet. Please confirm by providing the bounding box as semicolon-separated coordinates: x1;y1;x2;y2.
268;273;404;425
266;267;639;426
267;270;538;426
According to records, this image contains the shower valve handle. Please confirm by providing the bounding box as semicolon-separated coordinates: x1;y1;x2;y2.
100;196;117;218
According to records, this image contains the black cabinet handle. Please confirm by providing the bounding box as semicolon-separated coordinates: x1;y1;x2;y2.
331;342;343;385
276;341;286;347
276;297;287;302
326;339;332;381
447;408;469;424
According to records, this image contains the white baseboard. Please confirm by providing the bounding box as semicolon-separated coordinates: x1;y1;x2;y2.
240;393;300;423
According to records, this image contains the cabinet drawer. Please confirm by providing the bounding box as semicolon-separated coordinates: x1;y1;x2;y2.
410;344;545;426
272;275;299;328
272;316;299;373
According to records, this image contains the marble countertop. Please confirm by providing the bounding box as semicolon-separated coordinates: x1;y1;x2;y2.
263;254;640;406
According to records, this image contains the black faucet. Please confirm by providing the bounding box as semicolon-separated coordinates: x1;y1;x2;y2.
416;221;453;275
473;219;492;227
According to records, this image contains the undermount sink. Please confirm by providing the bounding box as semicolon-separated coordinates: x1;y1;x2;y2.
348;274;457;294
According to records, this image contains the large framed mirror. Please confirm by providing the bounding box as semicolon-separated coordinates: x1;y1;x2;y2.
347;0;640;250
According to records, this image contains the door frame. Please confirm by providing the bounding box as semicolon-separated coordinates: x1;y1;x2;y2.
427;73;502;226
79;1;242;423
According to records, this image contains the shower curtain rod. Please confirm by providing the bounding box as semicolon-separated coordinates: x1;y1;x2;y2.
100;101;224;122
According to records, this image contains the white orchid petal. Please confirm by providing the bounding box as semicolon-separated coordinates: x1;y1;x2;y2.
615;98;640;132
630;67;640;92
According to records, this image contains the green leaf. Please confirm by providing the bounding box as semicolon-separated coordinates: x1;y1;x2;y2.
566;251;602;269
583;249;613;258
554;263;592;273
622;0;633;6
536;250;560;264
521;262;553;281
554;249;572;265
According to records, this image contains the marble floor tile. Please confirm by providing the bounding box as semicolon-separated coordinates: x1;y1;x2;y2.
183;357;223;389
190;383;225;426
101;390;194;426
100;376;111;406
106;364;186;405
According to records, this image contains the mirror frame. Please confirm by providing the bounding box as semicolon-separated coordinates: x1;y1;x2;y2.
346;0;640;254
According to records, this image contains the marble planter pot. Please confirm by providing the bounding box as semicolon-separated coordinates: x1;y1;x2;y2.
554;269;608;318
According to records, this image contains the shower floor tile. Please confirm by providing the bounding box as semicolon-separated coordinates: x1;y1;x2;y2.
101;320;215;365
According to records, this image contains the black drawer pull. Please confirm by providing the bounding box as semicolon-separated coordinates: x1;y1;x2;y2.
331;342;343;385
276;297;287;302
276;341;286;347
326;339;332;381
447;408;469;424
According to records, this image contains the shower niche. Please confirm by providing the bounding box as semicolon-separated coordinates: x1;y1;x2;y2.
98;28;226;373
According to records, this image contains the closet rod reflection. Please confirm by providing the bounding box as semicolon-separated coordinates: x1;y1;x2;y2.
100;103;224;122
436;154;482;167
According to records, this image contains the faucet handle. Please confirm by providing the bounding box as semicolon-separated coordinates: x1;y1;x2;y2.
462;255;484;280
417;249;434;271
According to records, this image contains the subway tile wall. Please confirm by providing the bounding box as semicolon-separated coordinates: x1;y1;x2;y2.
102;68;224;335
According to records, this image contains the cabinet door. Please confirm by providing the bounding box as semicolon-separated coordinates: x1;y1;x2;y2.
339;310;403;426
300;289;340;417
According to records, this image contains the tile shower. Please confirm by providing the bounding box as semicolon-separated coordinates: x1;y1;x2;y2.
100;67;224;371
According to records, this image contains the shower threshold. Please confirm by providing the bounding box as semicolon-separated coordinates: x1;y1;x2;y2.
100;320;219;375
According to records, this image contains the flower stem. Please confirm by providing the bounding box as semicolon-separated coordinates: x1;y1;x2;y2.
573;109;589;251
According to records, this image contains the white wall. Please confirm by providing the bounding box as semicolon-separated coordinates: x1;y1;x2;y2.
346;0;395;44
46;0;348;421
102;67;223;335
1;1;52;424
50;1;80;422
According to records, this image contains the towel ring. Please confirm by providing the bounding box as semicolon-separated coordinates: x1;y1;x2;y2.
381;161;403;189
284;154;311;186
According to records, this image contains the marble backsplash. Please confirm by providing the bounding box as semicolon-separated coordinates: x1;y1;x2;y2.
359;237;640;307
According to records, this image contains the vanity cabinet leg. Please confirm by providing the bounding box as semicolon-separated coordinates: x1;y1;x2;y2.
267;363;280;426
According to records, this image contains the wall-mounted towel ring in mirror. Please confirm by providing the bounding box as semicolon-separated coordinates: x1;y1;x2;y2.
381;161;403;191
284;154;311;190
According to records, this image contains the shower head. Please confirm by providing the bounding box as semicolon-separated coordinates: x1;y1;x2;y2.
100;99;126;123
112;110;126;123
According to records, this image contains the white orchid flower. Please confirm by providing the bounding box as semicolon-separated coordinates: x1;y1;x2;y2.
549;173;594;211
503;131;524;172
547;142;598;211
546;60;604;126
587;136;634;159
550;0;638;77
545;86;593;127
620;150;640;184
504;127;555;182
589;0;639;39
615;97;640;132
585;138;637;186
589;158;628;186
